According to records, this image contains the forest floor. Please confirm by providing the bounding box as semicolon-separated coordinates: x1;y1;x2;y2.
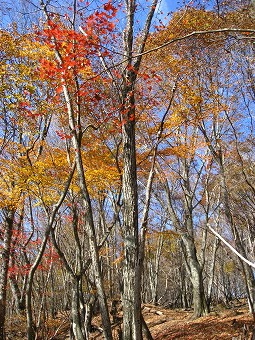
6;301;255;339
144;304;255;340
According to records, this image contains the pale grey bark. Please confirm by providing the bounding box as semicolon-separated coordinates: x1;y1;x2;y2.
199;123;255;316
162;162;209;318
26;163;76;340
150;232;164;305
68;107;113;340
40;6;113;334
9;276;26;314
70;278;85;340
181;233;209;318
206;236;219;308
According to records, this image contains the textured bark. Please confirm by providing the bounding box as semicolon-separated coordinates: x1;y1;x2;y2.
68;114;112;340
71;278;85;340
26;164;75;340
200;124;255;315
181;234;209;318
0;209;15;340
9;276;26;314
207;237;219;309
163;163;209;318
141;313;154;340
120;1;159;337
84;294;96;338
122;117;141;339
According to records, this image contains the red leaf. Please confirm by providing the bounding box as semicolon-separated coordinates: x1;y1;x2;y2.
103;2;117;13
19;101;30;108
56;130;72;139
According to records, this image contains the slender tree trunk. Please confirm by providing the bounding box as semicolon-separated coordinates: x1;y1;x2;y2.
199;121;255;315
26;165;75;340
60;84;112;339
0;209;15;340
241;262;255;317
181;234;209;318
120;0;159;334
69;134;112;339
9;276;26;314
221;166;255;316
122;117;142;339
163;164;208;318
26;233;50;340
207;236;219;309
150;233;164;305
180;265;189;309
71;277;85;340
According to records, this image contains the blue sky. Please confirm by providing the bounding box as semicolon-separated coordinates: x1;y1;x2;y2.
156;0;191;13
157;0;173;13
0;0;184;29
154;0;194;26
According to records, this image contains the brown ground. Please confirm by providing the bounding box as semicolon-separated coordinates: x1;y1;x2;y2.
146;306;254;339
92;303;255;340
6;303;255;339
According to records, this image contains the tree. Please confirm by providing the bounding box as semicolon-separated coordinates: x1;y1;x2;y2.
37;1;162;338
0;0;255;338
141;2;255;317
0;28;55;338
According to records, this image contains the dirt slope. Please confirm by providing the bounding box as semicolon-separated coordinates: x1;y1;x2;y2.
6;303;255;339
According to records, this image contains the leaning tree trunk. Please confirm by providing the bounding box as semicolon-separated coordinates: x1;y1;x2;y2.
26;165;75;340
56;80;112;339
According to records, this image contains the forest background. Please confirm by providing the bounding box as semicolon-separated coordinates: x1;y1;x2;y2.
0;0;255;339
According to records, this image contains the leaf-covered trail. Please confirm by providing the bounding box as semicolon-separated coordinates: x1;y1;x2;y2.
149;306;254;340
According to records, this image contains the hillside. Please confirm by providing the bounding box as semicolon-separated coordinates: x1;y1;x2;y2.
6;302;255;339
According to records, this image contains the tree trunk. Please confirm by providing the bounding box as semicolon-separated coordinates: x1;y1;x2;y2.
9;276;26;314
163;160;209;318
181;234;209;318
121;1;142;333
84;293;96;339
0;209;15;340
149;232;164;305
112;0;159;337
26;278;36;340
207;236;219;309
57;76;113;339
242;262;255;316
122;118;142;340
199;120;255;315
120;0;159;334
71;278;85;340
73;148;112;340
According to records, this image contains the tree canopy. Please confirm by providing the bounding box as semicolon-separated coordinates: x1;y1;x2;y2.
0;0;255;339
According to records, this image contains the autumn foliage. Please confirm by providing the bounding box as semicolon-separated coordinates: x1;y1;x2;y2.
0;0;255;339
